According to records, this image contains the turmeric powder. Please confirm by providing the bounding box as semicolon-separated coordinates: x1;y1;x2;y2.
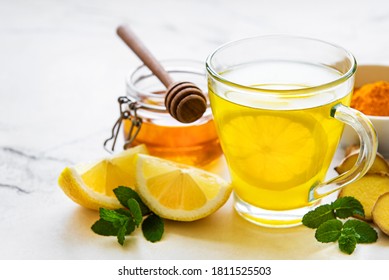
351;81;389;116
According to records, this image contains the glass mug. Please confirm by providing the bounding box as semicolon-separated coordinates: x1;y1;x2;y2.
206;36;378;227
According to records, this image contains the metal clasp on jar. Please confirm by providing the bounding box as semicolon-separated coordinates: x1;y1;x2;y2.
103;96;143;153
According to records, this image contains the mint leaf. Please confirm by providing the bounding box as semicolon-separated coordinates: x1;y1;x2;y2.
114;186;150;215
91;219;118;236
315;219;343;243
341;226;357;237
332;196;365;218
142;214;164;243
343;219;378;243
117;221;128;246
115;208;132;217
99;208;128;224
127;198;143;226
302;205;335;228
91;218;135;237
338;234;357;255
124;218;136;236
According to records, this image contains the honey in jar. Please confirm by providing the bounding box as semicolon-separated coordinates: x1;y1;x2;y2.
124;60;222;166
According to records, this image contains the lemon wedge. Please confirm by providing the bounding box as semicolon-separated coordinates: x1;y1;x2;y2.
135;154;232;221
58;145;148;210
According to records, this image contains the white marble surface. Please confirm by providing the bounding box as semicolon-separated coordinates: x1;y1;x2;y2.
1;0;389;259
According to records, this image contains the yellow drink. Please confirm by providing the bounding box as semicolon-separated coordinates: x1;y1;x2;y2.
209;61;352;210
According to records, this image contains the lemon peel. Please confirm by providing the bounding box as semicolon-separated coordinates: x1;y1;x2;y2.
58;145;148;210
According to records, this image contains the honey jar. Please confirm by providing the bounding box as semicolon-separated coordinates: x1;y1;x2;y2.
105;60;222;166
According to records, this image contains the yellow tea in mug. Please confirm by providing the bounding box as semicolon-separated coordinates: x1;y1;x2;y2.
209;61;352;211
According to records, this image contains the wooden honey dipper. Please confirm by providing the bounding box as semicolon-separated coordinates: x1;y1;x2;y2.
117;25;207;123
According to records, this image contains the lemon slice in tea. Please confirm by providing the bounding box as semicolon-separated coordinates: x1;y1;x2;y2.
58;145;148;210
135;154;232;221
220;113;326;190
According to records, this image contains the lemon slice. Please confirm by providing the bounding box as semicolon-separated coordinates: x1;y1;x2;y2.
135;154;232;221
220;113;326;190
58;145;148;210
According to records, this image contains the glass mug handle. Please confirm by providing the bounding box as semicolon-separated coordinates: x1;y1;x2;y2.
309;103;378;201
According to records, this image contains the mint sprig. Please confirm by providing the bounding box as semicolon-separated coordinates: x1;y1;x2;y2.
303;196;377;255
91;186;164;246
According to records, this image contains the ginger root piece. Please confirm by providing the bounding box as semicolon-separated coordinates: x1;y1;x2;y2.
335;151;389;175
372;192;389;236
338;174;389;221
345;144;359;157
